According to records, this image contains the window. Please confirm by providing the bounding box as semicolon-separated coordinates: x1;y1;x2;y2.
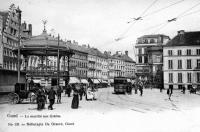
138;48;142;54
187;73;192;83
197;59;200;68
197;49;200;55
178;50;182;56
169;73;173;83
144;56;148;63
144;39;148;43
178;60;182;69
156;55;161;63
178;73;182;83
168;60;173;69
150;39;155;43
187;59;192;69
197;72;200;83
139;56;142;63
168;50;173;56
187;49;191;55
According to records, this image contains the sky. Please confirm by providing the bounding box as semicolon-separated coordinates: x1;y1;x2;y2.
1;0;200;60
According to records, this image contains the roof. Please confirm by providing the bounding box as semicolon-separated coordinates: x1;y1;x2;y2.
121;54;135;63
22;30;67;48
66;42;88;54
14;30;74;56
165;31;200;47
138;34;169;39
87;48;106;58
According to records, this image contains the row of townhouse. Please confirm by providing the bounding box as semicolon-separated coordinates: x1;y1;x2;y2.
135;30;200;89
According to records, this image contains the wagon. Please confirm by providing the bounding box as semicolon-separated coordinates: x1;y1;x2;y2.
8;83;38;104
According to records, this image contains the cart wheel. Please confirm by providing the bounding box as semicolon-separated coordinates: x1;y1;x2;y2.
8;93;19;104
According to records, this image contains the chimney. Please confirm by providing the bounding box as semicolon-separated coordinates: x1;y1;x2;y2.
178;30;185;44
22;21;26;30
178;30;184;35
125;51;128;56
28;24;32;36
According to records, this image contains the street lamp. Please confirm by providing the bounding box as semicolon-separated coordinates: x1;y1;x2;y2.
16;6;21;83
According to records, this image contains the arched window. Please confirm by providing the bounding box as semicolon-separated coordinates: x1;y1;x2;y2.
150;39;155;43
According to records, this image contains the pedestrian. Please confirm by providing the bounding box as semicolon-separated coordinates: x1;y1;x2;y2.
79;84;84;100
36;87;46;110
160;86;163;93
66;84;72;97
182;86;186;94
48;87;56;110
71;84;79;109
139;85;143;96
135;83;138;94
57;86;62;103
167;87;173;100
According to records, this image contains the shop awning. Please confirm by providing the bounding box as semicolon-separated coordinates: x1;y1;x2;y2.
93;79;100;84
80;79;89;84
33;79;41;83
102;80;108;83
69;77;80;84
109;79;114;83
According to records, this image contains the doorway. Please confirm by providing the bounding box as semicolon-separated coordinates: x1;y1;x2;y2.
51;78;57;86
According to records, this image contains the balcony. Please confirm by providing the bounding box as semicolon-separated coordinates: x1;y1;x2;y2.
26;70;69;77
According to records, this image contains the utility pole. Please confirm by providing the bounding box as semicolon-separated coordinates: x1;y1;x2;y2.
57;34;60;87
16;7;21;83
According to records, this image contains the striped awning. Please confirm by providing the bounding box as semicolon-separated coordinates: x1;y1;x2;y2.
80;79;89;84
69;77;80;84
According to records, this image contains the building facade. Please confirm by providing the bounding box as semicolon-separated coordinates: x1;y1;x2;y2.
163;30;200;90
0;4;32;71
66;41;88;81
0;4;32;92
135;34;170;87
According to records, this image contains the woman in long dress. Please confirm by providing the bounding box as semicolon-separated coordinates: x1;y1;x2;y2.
71;84;79;109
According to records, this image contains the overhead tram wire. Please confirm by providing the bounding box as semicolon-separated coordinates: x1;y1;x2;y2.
142;0;185;18
145;0;200;34
115;0;186;41
115;0;159;41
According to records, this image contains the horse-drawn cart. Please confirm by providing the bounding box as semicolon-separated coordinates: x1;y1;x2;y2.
8;83;38;104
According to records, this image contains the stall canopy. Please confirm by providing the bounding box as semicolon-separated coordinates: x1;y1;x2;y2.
69;77;80;84
109;79;114;83
93;79;100;84
80;79;89;84
33;79;41;84
101;80;108;83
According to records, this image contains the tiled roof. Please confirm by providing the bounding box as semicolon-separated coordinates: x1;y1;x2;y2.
111;53;135;63
165;31;200;46
121;54;135;63
87;48;106;58
66;42;88;54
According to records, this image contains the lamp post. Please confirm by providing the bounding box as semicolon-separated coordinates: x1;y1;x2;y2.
57;34;60;88
16;7;21;83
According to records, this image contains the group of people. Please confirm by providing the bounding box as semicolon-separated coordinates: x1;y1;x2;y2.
36;86;62;110
36;83;88;110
